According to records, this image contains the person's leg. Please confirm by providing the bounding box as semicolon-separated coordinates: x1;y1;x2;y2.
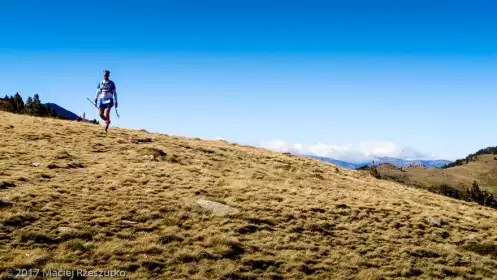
104;107;112;132
97;98;107;121
99;107;107;121
105;108;111;123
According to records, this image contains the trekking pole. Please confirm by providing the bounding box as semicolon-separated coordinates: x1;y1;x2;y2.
115;107;120;119
87;98;97;108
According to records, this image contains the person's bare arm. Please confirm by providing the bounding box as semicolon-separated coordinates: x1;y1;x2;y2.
94;83;101;104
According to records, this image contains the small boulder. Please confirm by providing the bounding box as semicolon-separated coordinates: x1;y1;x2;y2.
142;155;155;161
57;226;76;233
121;220;138;225
32;162;41;167
425;216;443;227
137;147;167;161
196;199;240;215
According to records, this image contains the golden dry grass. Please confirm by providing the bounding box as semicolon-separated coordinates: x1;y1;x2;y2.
1;112;497;279
377;155;497;193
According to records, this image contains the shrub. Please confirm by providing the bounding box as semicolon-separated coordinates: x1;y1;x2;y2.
466;181;496;207
431;181;497;209
370;161;381;179
434;184;462;199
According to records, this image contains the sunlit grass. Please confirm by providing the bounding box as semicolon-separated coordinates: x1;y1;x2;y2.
1;112;497;279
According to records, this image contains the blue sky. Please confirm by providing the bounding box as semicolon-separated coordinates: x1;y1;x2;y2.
1;0;496;161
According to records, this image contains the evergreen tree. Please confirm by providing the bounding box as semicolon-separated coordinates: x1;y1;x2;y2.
13;92;24;113
49;107;58;118
41;105;47;117
32;94;43;116
466;181;493;206
44;105;51;117
8;96;17;112
0;96;14;112
25;96;33;114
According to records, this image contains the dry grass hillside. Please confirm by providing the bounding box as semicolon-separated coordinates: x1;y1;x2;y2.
377;155;497;194
1;112;497;280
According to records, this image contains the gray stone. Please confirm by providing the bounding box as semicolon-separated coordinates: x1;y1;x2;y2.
196;199;240;215
32;162;41;167
425;216;443;227
121;220;138;224
57;227;76;233
142;155;155;161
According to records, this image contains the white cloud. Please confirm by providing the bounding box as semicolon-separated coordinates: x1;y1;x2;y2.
259;139;435;163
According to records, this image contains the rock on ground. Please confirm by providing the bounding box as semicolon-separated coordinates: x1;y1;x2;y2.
196;199;240;215
425;216;444;227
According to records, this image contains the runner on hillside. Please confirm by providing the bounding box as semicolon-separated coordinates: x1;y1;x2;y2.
94;70;118;133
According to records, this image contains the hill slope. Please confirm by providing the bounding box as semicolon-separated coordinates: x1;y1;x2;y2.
307;155;359;169
377;154;497;194
1;112;497;279
45;103;79;120
309;155;451;170
372;157;452;168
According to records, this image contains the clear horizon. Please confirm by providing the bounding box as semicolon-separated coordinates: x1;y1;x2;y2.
1;0;496;161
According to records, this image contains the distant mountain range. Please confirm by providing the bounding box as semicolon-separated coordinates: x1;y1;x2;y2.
308;155;452;169
45;103;79;120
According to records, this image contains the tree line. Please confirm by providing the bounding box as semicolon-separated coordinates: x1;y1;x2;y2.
361;161;497;209
0;92;98;124
1;93;59;117
433;181;497;209
442;146;497;168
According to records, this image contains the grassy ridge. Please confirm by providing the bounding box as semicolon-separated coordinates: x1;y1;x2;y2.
376;154;497;195
1;112;497;279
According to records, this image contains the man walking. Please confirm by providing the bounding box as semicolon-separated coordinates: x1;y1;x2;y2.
94;70;118;132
